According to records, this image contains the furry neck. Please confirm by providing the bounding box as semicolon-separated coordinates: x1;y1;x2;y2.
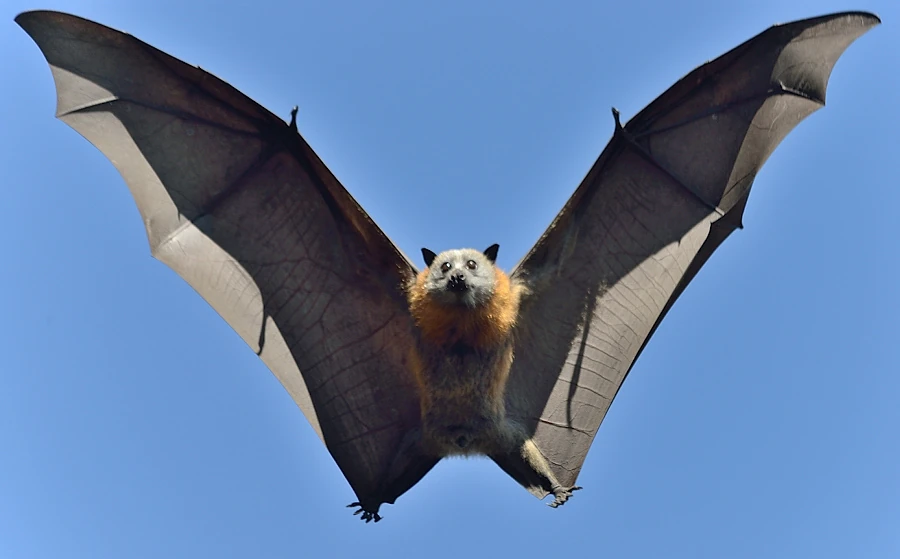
408;269;522;350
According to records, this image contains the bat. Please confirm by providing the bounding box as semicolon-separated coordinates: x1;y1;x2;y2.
15;10;878;522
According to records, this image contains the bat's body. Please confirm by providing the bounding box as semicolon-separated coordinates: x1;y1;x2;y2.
400;247;576;522
15;11;878;522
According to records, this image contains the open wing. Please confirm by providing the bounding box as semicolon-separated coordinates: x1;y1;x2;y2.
504;12;879;492
17;10;429;508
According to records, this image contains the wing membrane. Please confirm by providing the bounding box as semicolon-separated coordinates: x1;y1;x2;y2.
506;12;879;487
17;10;423;502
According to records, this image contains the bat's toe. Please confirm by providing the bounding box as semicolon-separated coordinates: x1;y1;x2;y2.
548;485;581;508
347;502;383;523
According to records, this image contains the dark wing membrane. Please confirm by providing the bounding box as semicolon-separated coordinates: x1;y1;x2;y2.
17;11;423;503
505;12;879;489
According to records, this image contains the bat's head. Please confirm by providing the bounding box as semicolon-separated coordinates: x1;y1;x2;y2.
419;244;500;308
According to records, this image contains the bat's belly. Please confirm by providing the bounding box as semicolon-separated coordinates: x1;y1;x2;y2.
422;391;504;456
415;342;515;456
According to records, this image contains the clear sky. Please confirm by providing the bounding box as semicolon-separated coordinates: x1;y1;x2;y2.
1;0;897;557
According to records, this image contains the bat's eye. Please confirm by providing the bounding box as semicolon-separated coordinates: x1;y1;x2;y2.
466;260;477;270
440;262;452;273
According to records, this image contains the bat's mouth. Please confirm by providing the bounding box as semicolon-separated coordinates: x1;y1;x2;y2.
439;285;492;310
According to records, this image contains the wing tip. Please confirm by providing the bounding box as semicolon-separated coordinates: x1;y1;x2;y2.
15;10;72;32
15;10;125;46
14;10;41;32
770;10;881;27
769;11;882;35
824;10;881;27
16;11;76;55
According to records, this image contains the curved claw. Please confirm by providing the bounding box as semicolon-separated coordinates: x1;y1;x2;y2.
347;502;382;523
547;485;582;508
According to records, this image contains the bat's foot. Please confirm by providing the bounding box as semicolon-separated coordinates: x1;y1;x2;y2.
548;485;581;508
347;502;382;523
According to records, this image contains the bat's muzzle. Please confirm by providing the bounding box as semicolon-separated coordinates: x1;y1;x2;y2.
447;273;468;292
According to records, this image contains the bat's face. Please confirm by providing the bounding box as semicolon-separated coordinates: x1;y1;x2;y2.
422;248;498;308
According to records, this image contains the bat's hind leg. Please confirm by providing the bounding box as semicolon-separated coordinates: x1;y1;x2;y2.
347;429;440;523
491;438;581;507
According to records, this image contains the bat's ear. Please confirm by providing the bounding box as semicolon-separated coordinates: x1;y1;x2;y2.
421;248;437;268
483;244;499;263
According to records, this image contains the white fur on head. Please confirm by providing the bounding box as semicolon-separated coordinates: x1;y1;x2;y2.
422;248;497;308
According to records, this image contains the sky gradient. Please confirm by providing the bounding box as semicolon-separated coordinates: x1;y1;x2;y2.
2;0;898;557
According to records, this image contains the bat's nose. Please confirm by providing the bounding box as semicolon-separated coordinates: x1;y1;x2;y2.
447;273;467;292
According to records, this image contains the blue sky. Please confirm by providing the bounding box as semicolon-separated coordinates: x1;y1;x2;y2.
1;0;897;557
